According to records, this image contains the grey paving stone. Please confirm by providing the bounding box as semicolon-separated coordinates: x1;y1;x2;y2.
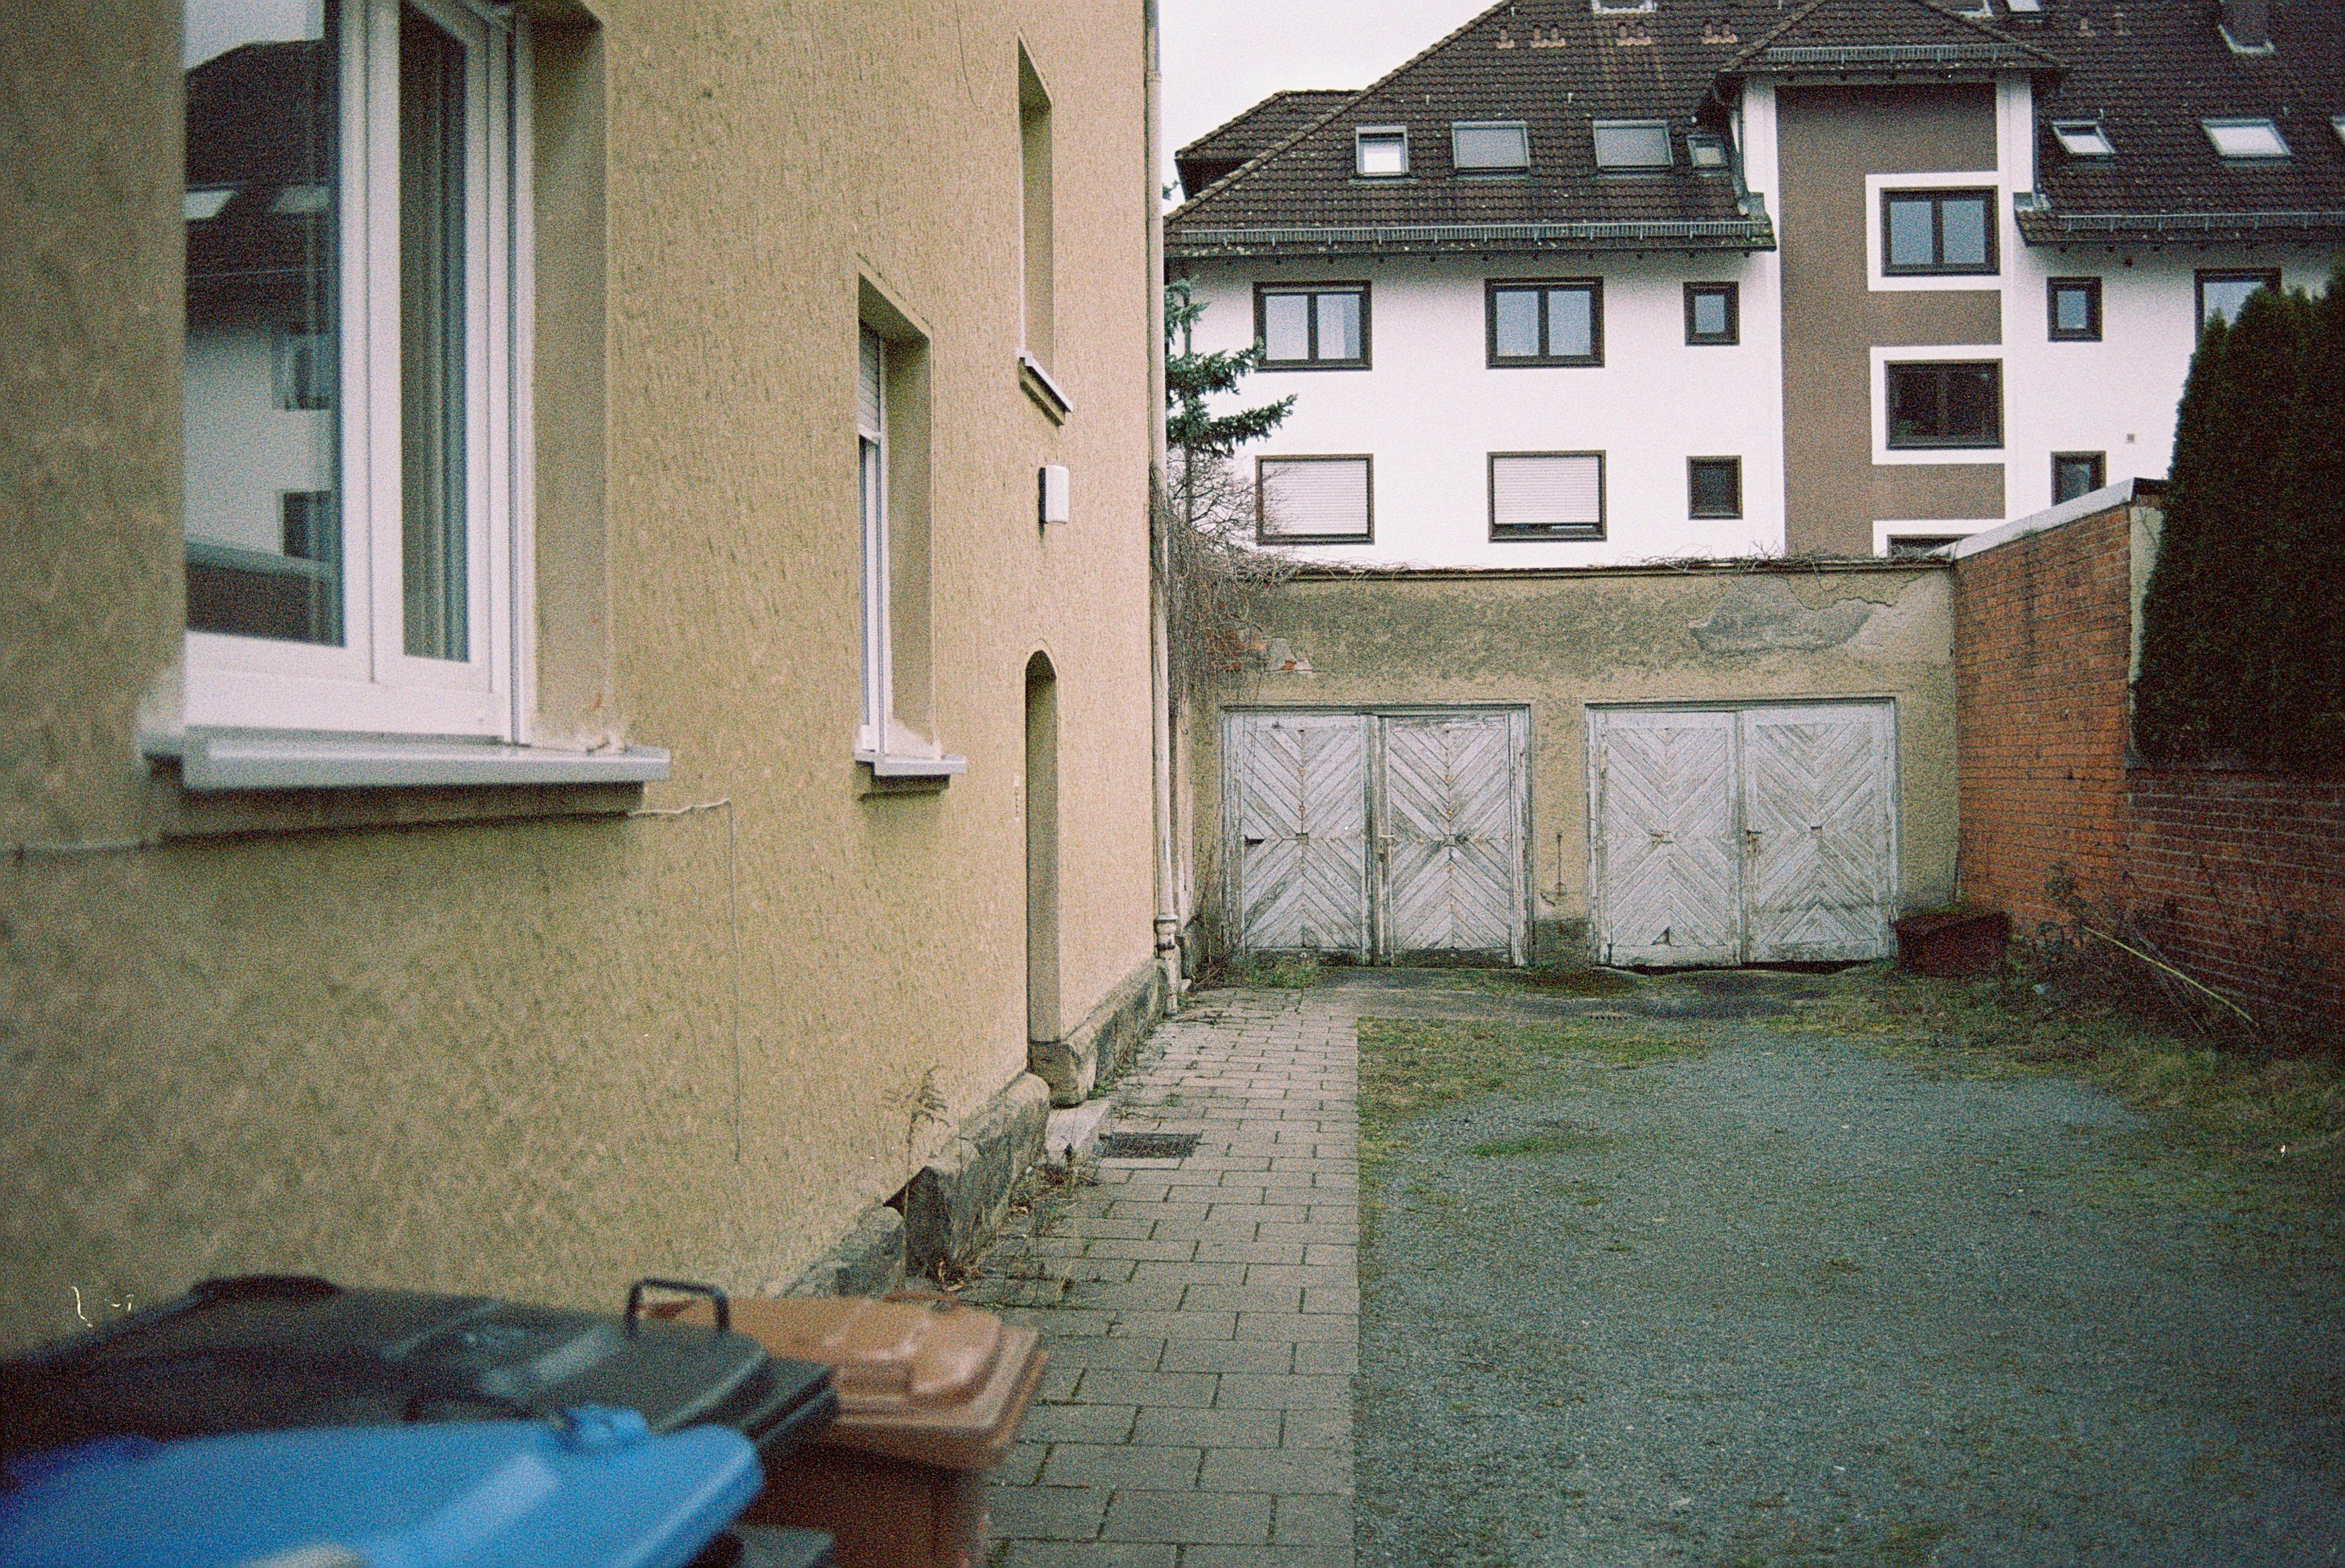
1156;1337;1296;1375
1177;1547;1354;1568
1078;1238;1200;1262
1128;1260;1250;1289
998;1442;1048;1487
1180;1283;1304;1314
1066;1281;1187;1313
1238;1265;1351;1289
1128;1406;1286;1449
1214;1374;1352;1410
1234;1311;1357;1342
1035;1362;1081;1403
1071;1368;1219;1408
1197;1448;1352;1495
1101;1489;1274;1545
1041;1443;1205;1490
1290;1341;1357;1376
1106;1310;1238;1340
1279;1410;1353;1449
995;1543;1177;1568
1045;1334;1166;1370
1271;1493;1352;1547
1299;1286;1359;1314
1192;1241;1309;1266
988;1484;1109;1542
1017;1402;1138;1443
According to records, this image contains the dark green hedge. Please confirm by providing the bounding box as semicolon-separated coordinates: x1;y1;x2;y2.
2134;265;2345;772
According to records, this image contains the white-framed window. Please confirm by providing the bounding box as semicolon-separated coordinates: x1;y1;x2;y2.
2202;118;2289;159
1591;120;1672;171
1355;127;1408;177
2051;120;2115;157
858;326;891;756
181;0;530;739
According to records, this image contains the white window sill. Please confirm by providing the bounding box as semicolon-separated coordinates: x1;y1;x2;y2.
143;728;671;792
856;750;969;780
1018;352;1072;421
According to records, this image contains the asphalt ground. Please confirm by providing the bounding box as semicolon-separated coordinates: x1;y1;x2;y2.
1349;978;2345;1567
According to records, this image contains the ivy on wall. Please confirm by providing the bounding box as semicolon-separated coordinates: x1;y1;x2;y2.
2135;265;2345;772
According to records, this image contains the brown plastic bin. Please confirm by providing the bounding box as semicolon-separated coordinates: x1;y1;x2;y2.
665;1293;1046;1568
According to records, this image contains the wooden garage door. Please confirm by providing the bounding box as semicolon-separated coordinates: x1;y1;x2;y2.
1589;702;1896;966
1225;709;1527;963
1226;712;1372;957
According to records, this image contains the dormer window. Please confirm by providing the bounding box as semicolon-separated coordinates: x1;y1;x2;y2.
1592;120;1672;171
1452;121;1530;173
2052;121;2115;157
1685;131;1729;169
2330;114;2345;148
1355;127;1409;177
2202;118;2290;159
1590;0;1654;13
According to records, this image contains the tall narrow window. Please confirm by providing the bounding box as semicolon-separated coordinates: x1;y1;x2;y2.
858;327;890;754
1684;283;1739;345
181;0;525;737
1018;47;1054;374
2047;277;2101;341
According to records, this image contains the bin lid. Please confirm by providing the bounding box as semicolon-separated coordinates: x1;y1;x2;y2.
670;1298;1045;1471
0;1409;760;1568
0;1276;835;1464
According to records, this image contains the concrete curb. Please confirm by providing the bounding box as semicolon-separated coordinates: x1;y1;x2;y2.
903;1070;1053;1275
1030;956;1166;1107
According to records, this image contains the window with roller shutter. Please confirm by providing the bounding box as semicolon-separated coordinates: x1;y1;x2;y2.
1256;455;1374;543
1489;452;1604;541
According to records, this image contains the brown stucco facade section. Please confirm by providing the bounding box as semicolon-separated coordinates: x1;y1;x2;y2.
1191;565;1957;954
1777;84;2006;554
0;1;1159;1350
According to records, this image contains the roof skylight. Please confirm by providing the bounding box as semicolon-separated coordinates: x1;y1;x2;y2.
1592;120;1673;171
2202;118;2291;159
1685;132;1729;169
183;187;234;222
1355;127;1408;177
1452;121;1531;172
2005;0;2042;11
2052;121;2115;157
2332;114;2345;149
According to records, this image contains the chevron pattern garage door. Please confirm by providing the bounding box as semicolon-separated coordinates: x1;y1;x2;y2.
1741;705;1896;962
1588;708;1741;967
1226;712;1371;956
1590;702;1896;967
1380;713;1527;962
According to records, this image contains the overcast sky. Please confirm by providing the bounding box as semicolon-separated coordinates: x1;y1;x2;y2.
1162;0;1495;198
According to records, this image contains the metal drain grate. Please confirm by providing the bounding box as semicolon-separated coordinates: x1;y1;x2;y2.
1099;1132;1201;1159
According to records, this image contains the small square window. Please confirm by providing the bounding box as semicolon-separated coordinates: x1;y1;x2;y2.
1688;457;1741;519
2196;269;2280;330
1259;455;1373;543
2047;277;2101;341
1355;127;1408;177
2052;121;2115;157
1887;361;2002;449
1883;188;1997;275
2052;451;2106;504
1684;131;1729;169
2202;118;2290;159
1490;452;1604;540
1684;283;1739;345
1452;121;1530;172
1256;283;1371;369
1487;280;1603;366
1592;120;1672;170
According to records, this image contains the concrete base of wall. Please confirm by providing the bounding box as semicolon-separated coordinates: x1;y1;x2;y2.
902;1071;1053;1276
1029;957;1166;1107
1534;916;1592;966
784;1204;907;1298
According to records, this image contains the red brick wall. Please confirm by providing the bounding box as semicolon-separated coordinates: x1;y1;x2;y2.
1952;504;2135;932
1953;498;2345;1029
2124;771;2345;1025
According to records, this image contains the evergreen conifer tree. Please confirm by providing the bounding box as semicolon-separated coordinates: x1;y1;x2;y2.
2268;266;2345;771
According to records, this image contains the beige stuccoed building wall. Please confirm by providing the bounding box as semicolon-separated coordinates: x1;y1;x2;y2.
0;1;1160;1350
1189;563;1957;956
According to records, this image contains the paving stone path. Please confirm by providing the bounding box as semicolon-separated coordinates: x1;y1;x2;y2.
972;987;1359;1568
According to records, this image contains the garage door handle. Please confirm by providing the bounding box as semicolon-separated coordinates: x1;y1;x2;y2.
1745;829;1762;852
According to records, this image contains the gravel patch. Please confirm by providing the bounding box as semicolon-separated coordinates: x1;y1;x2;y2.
1357;1017;2345;1567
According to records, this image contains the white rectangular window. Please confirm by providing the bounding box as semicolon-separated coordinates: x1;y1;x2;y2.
1451;121;1530;172
1355;127;1408;177
1489;453;1603;539
1258;456;1372;543
2202;118;2289;159
182;0;527;738
2052;121;2115;157
858;327;890;753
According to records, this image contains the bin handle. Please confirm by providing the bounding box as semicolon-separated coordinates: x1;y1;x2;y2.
883;1287;965;1313
624;1277;730;1334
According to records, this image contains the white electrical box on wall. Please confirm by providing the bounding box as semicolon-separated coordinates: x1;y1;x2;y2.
1038;464;1071;526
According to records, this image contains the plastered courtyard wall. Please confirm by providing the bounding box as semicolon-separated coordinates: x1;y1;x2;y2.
1187;563;1958;956
0;1;1160;1350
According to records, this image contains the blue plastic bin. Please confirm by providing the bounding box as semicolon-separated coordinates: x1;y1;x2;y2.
0;1407;790;1568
